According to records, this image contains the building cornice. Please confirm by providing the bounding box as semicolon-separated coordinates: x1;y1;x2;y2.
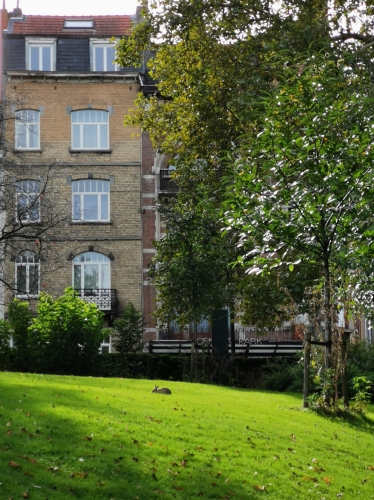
6;70;139;83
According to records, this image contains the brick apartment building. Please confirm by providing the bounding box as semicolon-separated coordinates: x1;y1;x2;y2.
0;6;165;349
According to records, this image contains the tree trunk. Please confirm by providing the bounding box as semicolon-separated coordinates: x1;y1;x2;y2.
323;259;332;405
230;305;236;354
303;325;312;408
341;330;350;410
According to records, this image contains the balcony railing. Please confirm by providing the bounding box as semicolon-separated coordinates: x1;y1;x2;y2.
159;169;179;195
75;288;118;312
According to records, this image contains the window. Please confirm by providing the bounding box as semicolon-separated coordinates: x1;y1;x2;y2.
16;180;40;222
71;110;109;150
72;179;109;221
73;252;110;290
26;39;56;71
15;251;39;296
15;110;40;150
91;40;119;71
64;19;94;28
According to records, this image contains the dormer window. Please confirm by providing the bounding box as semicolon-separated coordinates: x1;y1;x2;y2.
64;20;94;28
90;40;119;72
26;38;56;71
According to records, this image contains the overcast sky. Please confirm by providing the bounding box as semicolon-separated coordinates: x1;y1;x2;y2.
5;0;140;16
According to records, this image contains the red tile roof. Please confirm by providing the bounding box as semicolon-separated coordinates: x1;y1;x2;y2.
10;15;132;36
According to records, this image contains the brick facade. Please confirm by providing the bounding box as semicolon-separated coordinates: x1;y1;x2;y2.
1;12;152;349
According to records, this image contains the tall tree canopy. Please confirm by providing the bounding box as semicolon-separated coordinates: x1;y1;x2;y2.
117;0;374;336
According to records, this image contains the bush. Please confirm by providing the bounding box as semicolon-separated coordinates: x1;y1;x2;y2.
112;302;145;354
29;287;105;375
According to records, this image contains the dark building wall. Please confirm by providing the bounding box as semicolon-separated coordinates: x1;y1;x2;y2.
3;38;25;70
57;38;90;72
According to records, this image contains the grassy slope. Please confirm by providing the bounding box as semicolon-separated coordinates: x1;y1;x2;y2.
0;373;374;499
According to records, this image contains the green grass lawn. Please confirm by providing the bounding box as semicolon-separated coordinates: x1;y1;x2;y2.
1;373;374;499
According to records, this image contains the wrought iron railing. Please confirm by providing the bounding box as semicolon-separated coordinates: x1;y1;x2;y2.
158;325;296;341
159;169;179;194
75;288;118;312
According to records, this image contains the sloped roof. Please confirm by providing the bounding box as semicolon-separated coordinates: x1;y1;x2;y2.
8;15;132;36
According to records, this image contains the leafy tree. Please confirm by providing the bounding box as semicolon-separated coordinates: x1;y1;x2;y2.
149;197;236;340
29;287;105;375
112;302;145;354
223;49;374;401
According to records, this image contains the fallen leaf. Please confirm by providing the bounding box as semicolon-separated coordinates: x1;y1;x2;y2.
368;465;374;470
83;436;92;441
180;460;188;467
23;472;34;477
132;457;139;462
7;430;12;436
253;485;266;491
323;477;332;484
8;461;21;468
168;469;177;476
211;482;217;486
22;493;29;498
71;472;88;478
174;486;183;491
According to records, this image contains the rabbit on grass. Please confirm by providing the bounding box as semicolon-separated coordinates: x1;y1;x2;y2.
152;385;172;395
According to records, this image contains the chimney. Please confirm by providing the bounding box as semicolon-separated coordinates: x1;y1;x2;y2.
0;1;7;32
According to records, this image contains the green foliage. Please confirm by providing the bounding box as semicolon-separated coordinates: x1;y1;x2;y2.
112;302;145;354
149;198;237;332
28;287;104;375
7;299;33;370
0;319;11;369
351;376;373;413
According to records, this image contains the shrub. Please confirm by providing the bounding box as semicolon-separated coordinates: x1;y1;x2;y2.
112;302;145;354
29;287;105;375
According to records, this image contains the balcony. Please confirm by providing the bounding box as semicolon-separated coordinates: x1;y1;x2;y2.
159;169;179;196
75;288;118;312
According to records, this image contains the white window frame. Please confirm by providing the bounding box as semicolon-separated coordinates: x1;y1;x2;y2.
25;38;56;71
16;180;41;223
72;252;111;289
71;109;109;151
72;179;110;222
100;334;112;354
15;250;40;297
90;39;120;71
15;110;40;150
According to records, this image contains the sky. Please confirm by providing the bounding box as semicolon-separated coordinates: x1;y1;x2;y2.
5;0;140;16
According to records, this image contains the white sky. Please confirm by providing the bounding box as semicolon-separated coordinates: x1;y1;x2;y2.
5;0;140;16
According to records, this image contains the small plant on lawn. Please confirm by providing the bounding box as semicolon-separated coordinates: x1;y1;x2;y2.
351;375;373;413
28;287;105;374
112;301;145;354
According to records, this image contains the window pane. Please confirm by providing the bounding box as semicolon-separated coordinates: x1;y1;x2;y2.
101;194;108;220
16;123;26;148
42;47;51;70
29;265;39;295
17;194;28;220
73;194;81;220
17;266;27;294
101;263;110;288
30;46;39;70
99;125;108;149
28;197;40;221
106;46;115;70
72;181;78;193
72;125;80;148
73;265;81;289
84;264;99;289
83;125;97;148
95;47;104;71
28;124;39;148
84;194;99;220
